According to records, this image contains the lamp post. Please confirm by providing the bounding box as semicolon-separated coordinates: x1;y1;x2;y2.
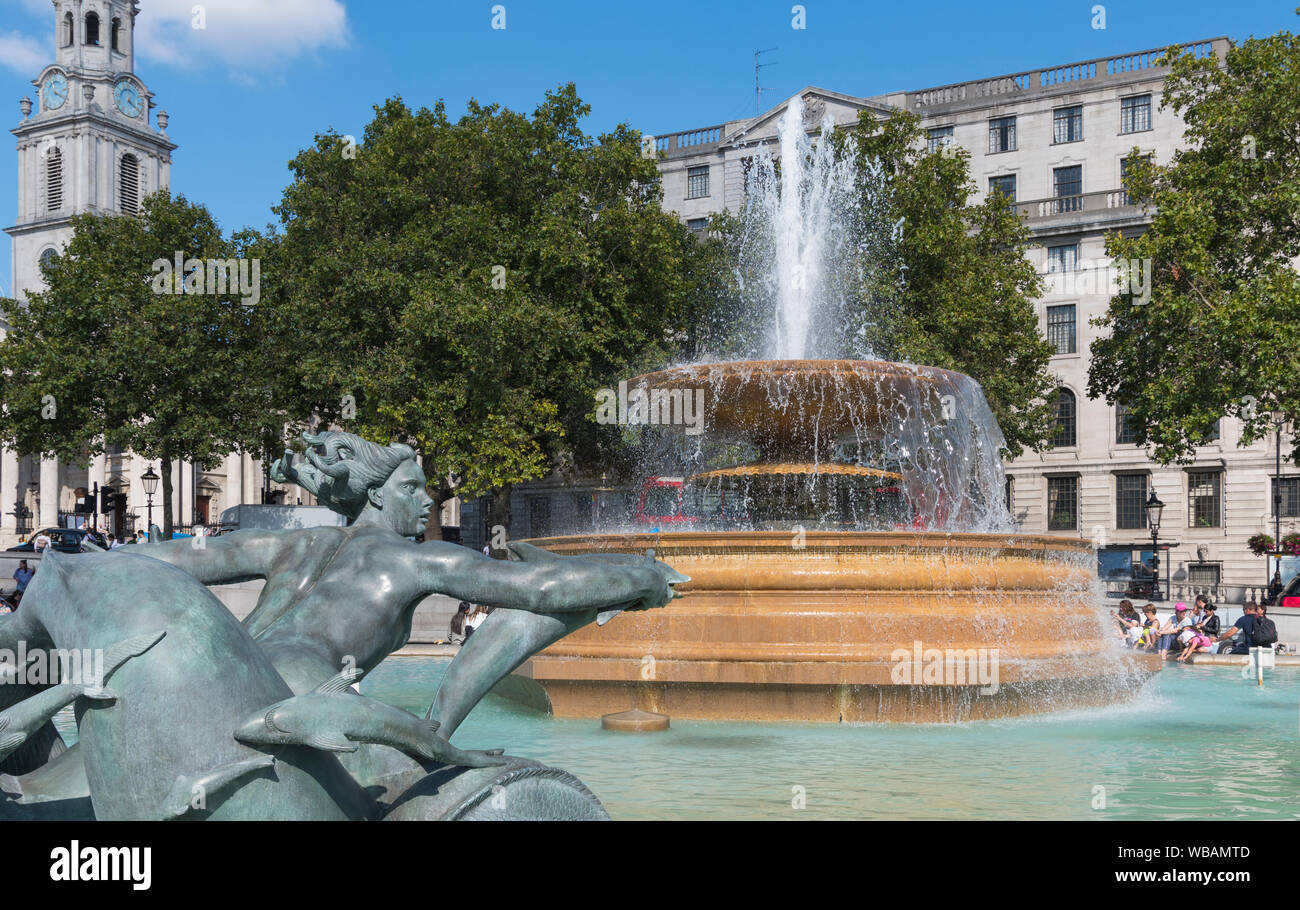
1145;490;1165;601
141;466;159;534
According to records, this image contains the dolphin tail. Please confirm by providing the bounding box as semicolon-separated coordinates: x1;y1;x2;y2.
162;754;277;820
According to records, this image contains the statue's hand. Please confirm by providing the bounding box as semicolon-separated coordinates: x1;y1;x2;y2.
505;541;688;611
269;449;297;485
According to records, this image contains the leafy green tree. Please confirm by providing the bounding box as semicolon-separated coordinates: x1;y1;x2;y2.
268;84;717;535
0;192;270;538
1088;25;1300;463
698;109;1056;457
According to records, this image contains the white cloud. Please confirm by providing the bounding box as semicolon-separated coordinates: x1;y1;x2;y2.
0;1;347;81
135;0;349;71
0;29;47;77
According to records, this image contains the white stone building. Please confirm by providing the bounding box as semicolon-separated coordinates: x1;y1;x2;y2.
2;0;279;543
651;36;1298;599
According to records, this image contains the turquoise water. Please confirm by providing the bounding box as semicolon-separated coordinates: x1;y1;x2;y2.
49;658;1300;819
363;658;1300;820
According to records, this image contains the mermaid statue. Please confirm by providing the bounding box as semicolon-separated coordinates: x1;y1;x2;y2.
0;431;686;820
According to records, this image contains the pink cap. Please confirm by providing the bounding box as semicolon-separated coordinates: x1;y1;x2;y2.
1175;602;1188;611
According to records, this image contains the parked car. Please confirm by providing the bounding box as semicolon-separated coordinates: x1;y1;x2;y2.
7;527;91;554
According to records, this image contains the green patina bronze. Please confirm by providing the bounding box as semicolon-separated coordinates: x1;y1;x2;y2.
0;431;686;820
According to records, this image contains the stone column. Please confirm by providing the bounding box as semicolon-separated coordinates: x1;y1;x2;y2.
0;447;19;539
172;458;185;527
243;452;259;505
225;450;244;510
39;456;59;528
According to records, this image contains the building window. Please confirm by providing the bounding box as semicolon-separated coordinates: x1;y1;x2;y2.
1052;388;1076;448
46;146;63;212
38;247;57;271
686;217;708;234
1046;243;1077;273
1273;477;1300;518
1120;156;1138;206
927;126;953;154
988;174;1016;205
988;116;1016;153
1199;419;1221;443
111;17;121;52
1053;105;1083;144
686;165;710;199
63;12;74;47
1116;474;1148;530
1052;165;1082;213
1121;94;1152;134
1188;563;1221;587
1188;471;1222;528
1115;404;1139;444
1005;476;1014;512
86;12;100;46
119;154;140;215
1048;476;1078;531
1046;304;1076;354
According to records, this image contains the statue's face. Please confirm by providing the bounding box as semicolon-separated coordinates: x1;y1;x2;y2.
379;459;435;537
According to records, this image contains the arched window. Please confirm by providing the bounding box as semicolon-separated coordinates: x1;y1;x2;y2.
119;153;140;215
111;17;121;51
1052;388;1076;448
86;12;100;46
46;147;63;212
63;12;74;47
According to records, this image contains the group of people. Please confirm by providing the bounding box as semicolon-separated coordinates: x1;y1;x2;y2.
1112;594;1280;661
449;601;491;645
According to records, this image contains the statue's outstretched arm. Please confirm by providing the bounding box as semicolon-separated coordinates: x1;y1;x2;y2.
134;529;284;586
415;539;681;615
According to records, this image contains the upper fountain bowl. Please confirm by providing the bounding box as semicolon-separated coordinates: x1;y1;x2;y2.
630;359;969;442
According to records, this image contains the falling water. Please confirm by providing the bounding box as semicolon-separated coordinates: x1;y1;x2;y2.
742;94;884;360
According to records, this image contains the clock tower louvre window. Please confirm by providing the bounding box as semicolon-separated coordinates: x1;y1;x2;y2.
47;147;63;212
86;12;101;47
120;154;140;215
62;12;73;48
112;17;121;52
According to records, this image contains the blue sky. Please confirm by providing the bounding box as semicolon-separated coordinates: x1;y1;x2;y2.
1;0;1296;294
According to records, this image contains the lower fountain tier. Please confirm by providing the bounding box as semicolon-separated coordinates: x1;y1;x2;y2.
512;531;1161;723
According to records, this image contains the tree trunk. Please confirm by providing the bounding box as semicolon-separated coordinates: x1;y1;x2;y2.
159;454;174;541
486;483;513;559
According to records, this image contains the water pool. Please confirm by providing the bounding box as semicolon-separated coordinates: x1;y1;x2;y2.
50;658;1299;819
361;658;1300;821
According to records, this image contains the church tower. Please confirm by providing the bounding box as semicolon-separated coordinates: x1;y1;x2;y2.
6;0;176;303
2;1;178;540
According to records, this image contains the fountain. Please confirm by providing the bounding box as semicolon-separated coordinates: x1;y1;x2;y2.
517;97;1159;722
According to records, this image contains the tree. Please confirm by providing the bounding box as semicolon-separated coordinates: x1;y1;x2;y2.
697;109;1057;457
268;84;718;539
0;192;272;538
1088;25;1300;464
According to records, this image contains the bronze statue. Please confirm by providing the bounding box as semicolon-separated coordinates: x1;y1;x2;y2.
0;431;686;819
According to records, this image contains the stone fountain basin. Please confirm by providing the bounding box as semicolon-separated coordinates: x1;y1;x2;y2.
514;530;1161;723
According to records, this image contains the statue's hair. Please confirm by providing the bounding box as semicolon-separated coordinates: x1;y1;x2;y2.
290;431;417;519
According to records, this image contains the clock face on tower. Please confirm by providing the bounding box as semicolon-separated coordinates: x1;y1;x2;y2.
42;73;68;111
114;80;144;118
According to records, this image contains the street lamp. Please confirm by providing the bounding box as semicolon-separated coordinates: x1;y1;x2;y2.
1145;490;1165;601
141;466;159;533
